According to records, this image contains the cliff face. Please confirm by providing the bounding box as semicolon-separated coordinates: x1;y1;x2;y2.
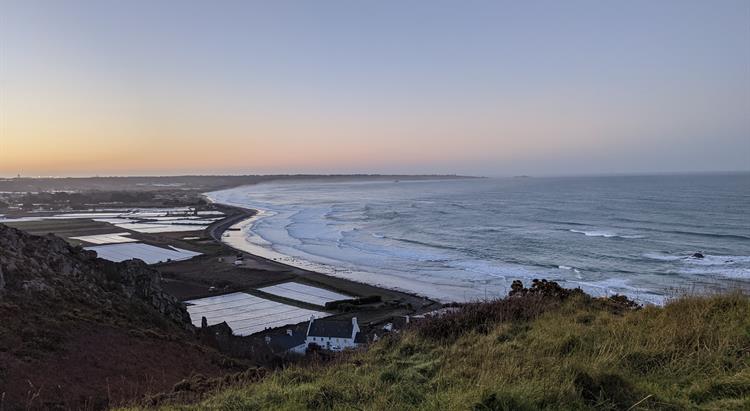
0;224;232;409
0;224;190;326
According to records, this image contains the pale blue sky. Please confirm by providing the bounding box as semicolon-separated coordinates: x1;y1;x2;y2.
1;0;748;176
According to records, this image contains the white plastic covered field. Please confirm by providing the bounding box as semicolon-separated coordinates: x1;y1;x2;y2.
1;208;223;233
86;243;201;264
185;292;330;336
112;222;209;233
257;282;352;306
69;232;137;244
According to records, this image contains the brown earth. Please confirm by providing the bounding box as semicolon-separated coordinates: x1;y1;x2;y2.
1;324;230;410
0;224;243;410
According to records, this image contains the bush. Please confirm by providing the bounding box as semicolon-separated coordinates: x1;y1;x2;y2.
417;293;557;341
324;295;382;310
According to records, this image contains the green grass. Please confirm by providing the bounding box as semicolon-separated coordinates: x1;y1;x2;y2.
138;292;750;410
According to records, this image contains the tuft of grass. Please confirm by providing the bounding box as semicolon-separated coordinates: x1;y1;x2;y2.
131;289;750;411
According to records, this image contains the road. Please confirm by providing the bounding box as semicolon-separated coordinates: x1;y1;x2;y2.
205;204;256;243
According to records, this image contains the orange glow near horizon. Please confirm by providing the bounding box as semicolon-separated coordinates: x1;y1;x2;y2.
0;95;632;176
2;93;748;177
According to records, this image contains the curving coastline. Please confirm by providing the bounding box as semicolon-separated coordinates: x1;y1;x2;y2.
201;176;750;306
203;197;454;305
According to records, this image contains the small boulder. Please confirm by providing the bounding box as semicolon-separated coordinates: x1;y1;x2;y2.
692;252;705;259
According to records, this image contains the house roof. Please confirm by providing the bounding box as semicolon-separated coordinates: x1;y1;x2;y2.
308;319;354;338
268;332;306;353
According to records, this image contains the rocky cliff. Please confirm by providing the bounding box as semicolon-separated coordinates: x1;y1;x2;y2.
0;224;190;326
0;224;234;409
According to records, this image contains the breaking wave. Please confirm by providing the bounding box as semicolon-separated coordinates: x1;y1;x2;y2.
569;229;644;239
208;175;750;303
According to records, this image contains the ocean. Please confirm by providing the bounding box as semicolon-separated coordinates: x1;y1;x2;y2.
207;174;750;304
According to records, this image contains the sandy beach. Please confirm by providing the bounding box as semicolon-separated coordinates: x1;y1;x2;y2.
214;206;485;303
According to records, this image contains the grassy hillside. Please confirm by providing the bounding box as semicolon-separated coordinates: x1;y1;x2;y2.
141;284;749;410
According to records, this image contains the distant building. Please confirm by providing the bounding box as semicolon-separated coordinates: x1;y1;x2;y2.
264;316;366;354
305;317;361;352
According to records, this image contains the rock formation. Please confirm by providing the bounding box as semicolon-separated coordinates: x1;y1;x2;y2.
0;223;233;409
0;223;191;326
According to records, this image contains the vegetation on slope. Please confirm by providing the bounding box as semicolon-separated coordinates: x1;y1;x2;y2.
148;281;749;410
0;224;238;409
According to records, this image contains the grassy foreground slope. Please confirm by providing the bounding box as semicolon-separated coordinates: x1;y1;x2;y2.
151;285;749;410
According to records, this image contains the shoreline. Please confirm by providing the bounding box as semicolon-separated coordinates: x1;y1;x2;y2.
203;193;640;305
203;200;446;307
203;197;661;305
200;179;750;307
202;184;525;304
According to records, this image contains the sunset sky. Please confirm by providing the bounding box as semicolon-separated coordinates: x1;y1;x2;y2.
1;0;748;177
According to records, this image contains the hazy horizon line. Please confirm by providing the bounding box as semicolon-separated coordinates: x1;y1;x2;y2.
3;169;749;180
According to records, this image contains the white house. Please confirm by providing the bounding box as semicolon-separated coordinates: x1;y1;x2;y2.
305;316;361;351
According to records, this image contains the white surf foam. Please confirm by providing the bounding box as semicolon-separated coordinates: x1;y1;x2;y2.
205;180;749;305
645;252;750;280
569;229;643;239
558;265;583;278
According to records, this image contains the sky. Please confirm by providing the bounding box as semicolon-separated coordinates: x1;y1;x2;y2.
1;0;748;177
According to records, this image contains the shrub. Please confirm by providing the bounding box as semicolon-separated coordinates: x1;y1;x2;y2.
324;295;382;310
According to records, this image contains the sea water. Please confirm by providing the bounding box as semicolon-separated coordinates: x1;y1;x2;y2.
208;174;750;304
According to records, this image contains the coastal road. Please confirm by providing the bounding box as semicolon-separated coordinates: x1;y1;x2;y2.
204;204;308;273
205;205;256;243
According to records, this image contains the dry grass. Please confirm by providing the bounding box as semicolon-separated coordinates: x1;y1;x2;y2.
132;289;750;410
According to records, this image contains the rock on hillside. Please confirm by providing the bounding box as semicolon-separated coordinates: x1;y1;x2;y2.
0;223;190;326
0;224;236;409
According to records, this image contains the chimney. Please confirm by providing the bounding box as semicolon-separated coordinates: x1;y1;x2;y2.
306;316;314;337
201;316;208;328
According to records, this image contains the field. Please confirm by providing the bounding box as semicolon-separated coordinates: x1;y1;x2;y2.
0;218;126;238
185;292;330;336
257;282;352;306
69;232;138;244
0;208;222;234
113;222;210;233
86;243;202;264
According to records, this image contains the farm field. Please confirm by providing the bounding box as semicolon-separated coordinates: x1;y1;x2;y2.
185;292;330;336
258;282;352;306
112;222;208;233
0;207;222;233
69;232;137;244
85;243;202;264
